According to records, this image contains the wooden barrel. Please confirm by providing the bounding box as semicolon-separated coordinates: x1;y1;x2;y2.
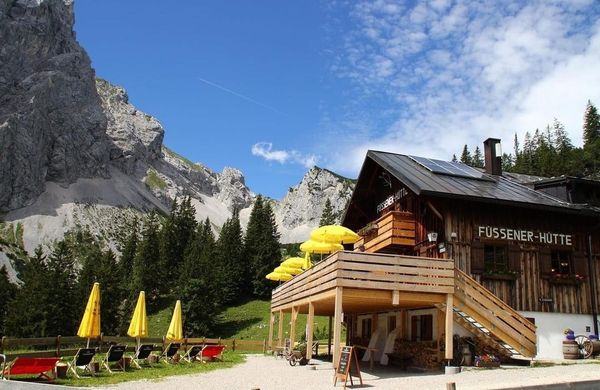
563;340;580;359
590;340;600;356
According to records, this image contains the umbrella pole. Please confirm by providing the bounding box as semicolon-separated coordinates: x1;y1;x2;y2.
86;338;90;348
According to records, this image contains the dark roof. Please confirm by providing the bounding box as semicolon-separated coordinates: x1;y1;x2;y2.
367;150;599;215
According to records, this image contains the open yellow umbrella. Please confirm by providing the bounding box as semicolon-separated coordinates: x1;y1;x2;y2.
265;272;292;282
166;300;183;342
281;257;305;268
77;282;101;348
128;291;148;348
310;225;360;244
300;239;344;254
274;265;302;276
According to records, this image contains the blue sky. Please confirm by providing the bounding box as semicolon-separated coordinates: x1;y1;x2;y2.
75;1;600;199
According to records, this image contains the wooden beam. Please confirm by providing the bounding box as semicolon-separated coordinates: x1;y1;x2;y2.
290;306;299;347
306;302;315;360
332;287;343;368
437;305;445;362
268;312;274;350
426;201;443;221
328;316;332;356
445;294;454;361
278;310;284;348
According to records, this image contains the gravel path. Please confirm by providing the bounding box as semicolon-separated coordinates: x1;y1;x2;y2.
102;355;600;390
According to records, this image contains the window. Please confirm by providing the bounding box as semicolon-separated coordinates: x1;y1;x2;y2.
551;251;573;275
484;245;508;273
410;314;433;341
361;318;372;340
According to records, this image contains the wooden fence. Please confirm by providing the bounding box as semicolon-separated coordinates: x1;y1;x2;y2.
0;335;268;361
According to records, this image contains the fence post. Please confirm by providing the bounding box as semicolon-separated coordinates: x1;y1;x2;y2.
56;335;61;357
232;339;236;352
263;339;266;353
1;336;6;354
184;338;188;352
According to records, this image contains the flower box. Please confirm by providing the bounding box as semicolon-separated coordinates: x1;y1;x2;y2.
482;273;519;281
549;276;583;286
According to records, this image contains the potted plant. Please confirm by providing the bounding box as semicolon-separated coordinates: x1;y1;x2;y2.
564;328;575;340
474;354;500;368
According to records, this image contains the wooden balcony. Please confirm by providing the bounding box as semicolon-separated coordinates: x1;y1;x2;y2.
271;251;454;314
354;211;416;253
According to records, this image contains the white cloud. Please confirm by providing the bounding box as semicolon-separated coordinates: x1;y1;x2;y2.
324;1;600;176
251;142;318;168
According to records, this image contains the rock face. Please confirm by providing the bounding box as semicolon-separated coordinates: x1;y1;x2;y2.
274;167;355;243
0;0;110;211
96;78;164;175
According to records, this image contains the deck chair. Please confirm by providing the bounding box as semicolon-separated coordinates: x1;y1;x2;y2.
199;345;225;363
182;345;203;363
66;348;96;378
131;344;155;369
160;343;181;364
101;345;127;373
1;356;60;381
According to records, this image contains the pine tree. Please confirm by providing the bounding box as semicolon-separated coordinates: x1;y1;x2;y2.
319;199;336;226
119;216;139;284
131;213;162;312
451;154;458;162
6;247;48;337
45;240;79;336
179;218;216;291
215;211;246;305
0;265;16;336
245;196;283;298
513;133;520;158
583;100;600;147
460;145;472;166
472;146;484;168
181;276;219;337
97;250;123;335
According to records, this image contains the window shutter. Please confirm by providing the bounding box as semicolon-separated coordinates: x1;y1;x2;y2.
471;241;484;274
508;244;521;272
573;252;588;279
539;247;552;277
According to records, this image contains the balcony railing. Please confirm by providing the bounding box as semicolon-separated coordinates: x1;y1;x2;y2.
271;251;454;312
353;211;416;253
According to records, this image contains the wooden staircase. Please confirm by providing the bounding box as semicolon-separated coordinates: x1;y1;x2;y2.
439;269;537;358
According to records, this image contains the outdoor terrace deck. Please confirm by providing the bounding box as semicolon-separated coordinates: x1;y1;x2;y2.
270;251;454;314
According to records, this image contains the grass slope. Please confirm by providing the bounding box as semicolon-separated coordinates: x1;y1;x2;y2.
148;300;335;342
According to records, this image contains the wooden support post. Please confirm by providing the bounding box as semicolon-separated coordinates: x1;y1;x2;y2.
328;316;332;356
399;310;408;339
306;302;315;361
232;338;236;352
372;313;378;334
290;306;299;347
278;310;284;347
268;312;274;350
333;287;343;368
437;305;446;362
56;335;61;357
445;294;454;361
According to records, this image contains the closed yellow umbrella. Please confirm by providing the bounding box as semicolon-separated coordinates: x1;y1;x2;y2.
300;239;344;254
265;272;292;281
310;225;359;244
274;265;302;275
77;282;101;347
128;291;148;348
302;252;312;270
281;257;305;268
166;300;183;341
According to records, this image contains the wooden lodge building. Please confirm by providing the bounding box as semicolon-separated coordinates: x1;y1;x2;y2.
268;138;600;367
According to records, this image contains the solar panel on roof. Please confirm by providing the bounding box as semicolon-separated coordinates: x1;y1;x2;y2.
408;155;493;181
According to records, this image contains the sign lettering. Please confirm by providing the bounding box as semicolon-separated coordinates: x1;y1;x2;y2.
376;188;408;213
476;226;572;246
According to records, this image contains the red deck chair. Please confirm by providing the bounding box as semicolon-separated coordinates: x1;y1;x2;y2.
199;345;225;363
1;356;60;381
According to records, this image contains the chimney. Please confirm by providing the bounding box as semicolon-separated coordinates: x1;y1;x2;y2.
483;138;502;176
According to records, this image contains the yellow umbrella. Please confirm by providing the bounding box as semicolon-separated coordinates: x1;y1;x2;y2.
300;239;344;254
310;225;360;244
265;272;292;281
166;300;183;341
77;282;101;348
274;265;302;275
302;252;312;270
281;257;305;268
128;291;148;348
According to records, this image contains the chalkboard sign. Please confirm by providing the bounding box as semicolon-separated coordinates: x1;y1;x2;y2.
334;346;362;388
